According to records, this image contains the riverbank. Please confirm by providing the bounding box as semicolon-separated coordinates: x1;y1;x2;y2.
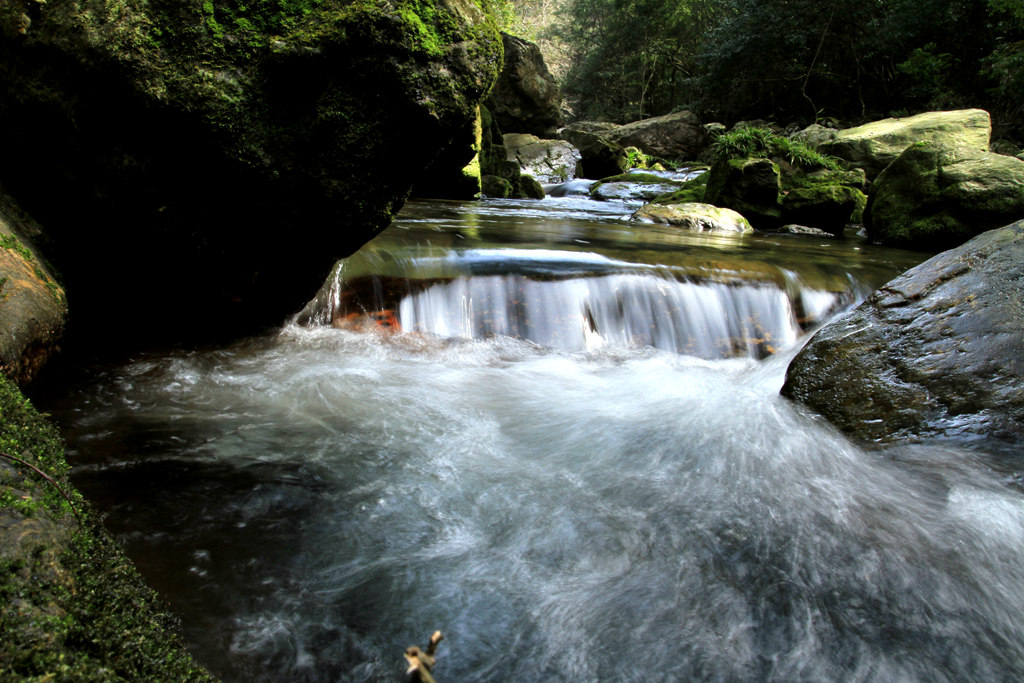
0;374;213;680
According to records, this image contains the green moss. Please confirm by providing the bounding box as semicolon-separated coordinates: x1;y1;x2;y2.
652;171;710;204
0;376;213;680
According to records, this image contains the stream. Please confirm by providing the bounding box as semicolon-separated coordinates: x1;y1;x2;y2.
42;191;1024;681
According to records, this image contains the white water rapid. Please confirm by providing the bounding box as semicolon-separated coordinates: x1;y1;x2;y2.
47;197;1024;682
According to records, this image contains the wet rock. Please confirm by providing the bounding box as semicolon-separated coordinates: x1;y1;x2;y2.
865;142;1024;250
482;175;514;198
820;109;992;181
631;203;753;234
589;172;686;203
486;32;562;137
782;221;1024;448
0;0;503;348
0;190;65;385
602;111;710;162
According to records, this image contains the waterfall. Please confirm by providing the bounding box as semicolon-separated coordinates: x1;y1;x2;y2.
298;248;859;359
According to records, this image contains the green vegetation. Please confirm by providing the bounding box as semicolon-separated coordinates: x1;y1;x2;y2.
711;128;842;170
0;375;213;681
550;0;1024;135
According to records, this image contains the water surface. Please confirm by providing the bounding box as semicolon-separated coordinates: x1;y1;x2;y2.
47;198;1024;682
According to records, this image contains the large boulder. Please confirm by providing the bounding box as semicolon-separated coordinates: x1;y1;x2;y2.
704;157;783;228
0;0;503;348
632;203;753;234
865;142;1024;250
820;109;992;181
603;111;709;162
502;133;581;183
486;32;562;137
782;222;1024;448
0;190;65;384
559;130;630;180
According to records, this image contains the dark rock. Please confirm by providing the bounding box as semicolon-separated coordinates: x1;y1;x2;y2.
865;142;1024;250
704;157;783;228
0;0;503;349
602;111;709;162
486;32;562;137
482;175;513;198
782;222;1024;448
560;131;629;180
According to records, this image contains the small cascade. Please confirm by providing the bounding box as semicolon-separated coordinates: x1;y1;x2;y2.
298;248;857;359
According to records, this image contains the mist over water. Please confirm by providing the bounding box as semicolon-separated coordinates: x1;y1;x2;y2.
47;199;1024;681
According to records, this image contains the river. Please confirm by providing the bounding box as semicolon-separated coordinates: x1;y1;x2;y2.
42;190;1024;681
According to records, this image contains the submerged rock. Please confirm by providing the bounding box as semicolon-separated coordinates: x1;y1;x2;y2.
0;0;503;347
820;109;992;181
782;222;1024;448
865;142;1024;250
589;172;685;203
631;203;753;234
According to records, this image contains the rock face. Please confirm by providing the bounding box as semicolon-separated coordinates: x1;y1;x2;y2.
632;203;753;234
0;0;502;347
782;222;1024;447
865;142;1024;250
603;111;709;162
486;32;562;137
820;109;992;181
502;133;580;183
0;191;65;385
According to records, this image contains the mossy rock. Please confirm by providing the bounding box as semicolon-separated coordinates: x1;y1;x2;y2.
0;375;213;680
704;157;783;228
865;141;1024;250
780;171;868;237
652;171;710;205
820;109;992;181
0;0;504;349
631;202;753;234
516;174;545;199
482;175;513;197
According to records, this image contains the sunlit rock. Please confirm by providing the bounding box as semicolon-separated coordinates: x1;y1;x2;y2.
820;109;992;181
631;202;753;234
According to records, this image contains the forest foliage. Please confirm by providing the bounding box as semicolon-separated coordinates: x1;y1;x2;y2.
538;0;1024;137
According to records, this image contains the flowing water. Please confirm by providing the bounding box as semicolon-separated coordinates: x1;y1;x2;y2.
44;195;1024;681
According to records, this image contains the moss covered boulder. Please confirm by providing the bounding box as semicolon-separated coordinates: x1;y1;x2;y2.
0;191;65;384
704;157;783;228
782;222;1024;449
0;375;213;680
558;129;629;180
820;109;992;181
0;0;503;348
865;142;1024;250
631;202;753;234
